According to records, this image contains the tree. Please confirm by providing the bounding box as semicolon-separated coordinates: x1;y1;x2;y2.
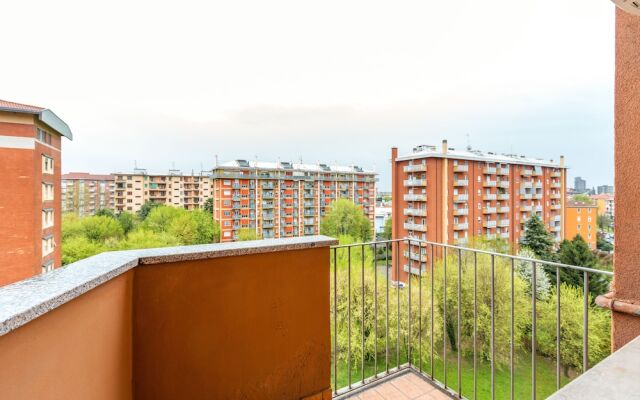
141;206;183;233
138;201;159;220
95;208;116;219
61;236;106;265
117;211;136;235
320;199;372;241
380;217;392;240
520;214;555;261
516;248;552;300
117;229;180;250
237;228;258;241
203;198;213;214
597;215;613;232
573;194;593;203
556;235;610;298
80;215;124;242
597;236;613;252
62;213;84;240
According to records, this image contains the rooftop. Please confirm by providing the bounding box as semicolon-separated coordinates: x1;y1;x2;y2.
217;159;377;175
0;98;73;140
62;172;115;181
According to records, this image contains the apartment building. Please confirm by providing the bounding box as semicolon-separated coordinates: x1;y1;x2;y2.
113;170;211;213
590;194;615;219
0;99;72;286
565;200;598;250
391;140;566;280
62;173;115;216
211;160;376;241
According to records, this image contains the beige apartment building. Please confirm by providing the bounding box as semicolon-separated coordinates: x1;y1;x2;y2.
62;173;115;216
211;160;376;241
113;169;211;213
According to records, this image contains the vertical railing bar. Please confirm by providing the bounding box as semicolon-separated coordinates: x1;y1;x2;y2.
374;243;378;378
532;261;537;400
419;242;423;374
457;248;462;397
348;246;352;389
408;240;412;368
333;247;338;395
510;257;515;400
583;271;589;373
473;251;477;400
444;246;448;388
556;266;561;391
386;242;389;374
491;254;495;400
397;240;400;369
361;244;365;383
431;244;435;379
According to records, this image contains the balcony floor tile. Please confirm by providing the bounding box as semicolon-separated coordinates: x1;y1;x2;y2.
346;371;453;400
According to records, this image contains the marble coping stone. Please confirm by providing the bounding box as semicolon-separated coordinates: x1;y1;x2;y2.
0;235;338;337
547;335;640;400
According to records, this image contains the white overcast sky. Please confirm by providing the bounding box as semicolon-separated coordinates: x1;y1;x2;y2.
3;0;615;190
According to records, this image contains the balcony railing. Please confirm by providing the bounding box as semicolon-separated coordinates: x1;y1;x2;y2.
404;222;427;232
497;167;510;175
483;193;497;201
483;207;497;214
483;180;497;187
404;164;427;173
483;219;497;228
453;208;468;216
453;194;468;202
453;179;469;186
453;165;468;172
404;193;426;202
483;167;497;174
330;239;613;399
404;208;427;217
453;222;469;230
404;179;426;187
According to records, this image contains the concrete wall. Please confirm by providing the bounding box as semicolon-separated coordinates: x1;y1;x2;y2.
613;8;640;349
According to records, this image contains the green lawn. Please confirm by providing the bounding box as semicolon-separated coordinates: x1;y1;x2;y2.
332;346;573;399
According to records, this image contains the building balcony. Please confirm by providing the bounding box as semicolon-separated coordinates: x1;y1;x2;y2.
521;169;533;176
551;182;562;188
520;193;533;200
550;225;561;232
551;171;562;178
483;207;497;214
535;205;543;212
483;167;497;174
453;194;468;202
553;215;562;222
483;180;497;187
404;222;427;232
404;179;426;187
403;251;427;262
262;192;275;199
533;193;543;200
453;208;468;216
498;181;510;188
404;208;427;217
498;193;510;200
404;193;426;202
498;219;510;227
522;205;533;212
483;220;497;228
497;167;510;175
532;169;543;176
454;222;469;230
453;179;469;186
498;206;510;213
551;203;561;210
550;193;561;199
483;193;497;201
522;181;533;188
453;164;468;172
500;231;510;239
403;164;426;172
485;233;497;239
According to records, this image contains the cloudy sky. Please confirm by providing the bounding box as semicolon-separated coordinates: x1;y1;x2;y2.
3;0;615;190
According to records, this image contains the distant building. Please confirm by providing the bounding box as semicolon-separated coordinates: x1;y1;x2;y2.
0;99;73;286
574;176;587;193
113;170;211;213
392;140;566;281
375;207;392;236
597;185;614;195
564;200;598;249
211;160;376;241
62;173;115;216
591;194;615;219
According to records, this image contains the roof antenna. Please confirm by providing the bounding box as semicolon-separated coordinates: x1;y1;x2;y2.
214;154;218;168
466;133;471;151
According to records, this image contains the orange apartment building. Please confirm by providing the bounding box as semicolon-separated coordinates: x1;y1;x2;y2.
62;173;115;216
0;99;73;286
211;160;376;241
392;140;566;280
113;170;211;213
564;200;598;249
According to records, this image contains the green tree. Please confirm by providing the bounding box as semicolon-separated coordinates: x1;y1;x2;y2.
203;198;214;214
516;248;552;300
520;214;555;261
380;217;392;240
320;199;372;241
141;206;183;233
62;213;84;240
237;228;258;241
117;229;180;250
597;236;613;252
556;235;610;298
61;236;106;265
167;210;218;245
138;201;159;220
573;194;592;203
597;215;612;232
81;215;124;242
95;208;116;219
117;211;137;235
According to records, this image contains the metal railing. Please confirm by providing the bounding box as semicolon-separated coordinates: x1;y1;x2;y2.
330;238;613;399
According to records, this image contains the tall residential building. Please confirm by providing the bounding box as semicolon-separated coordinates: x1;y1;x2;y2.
564;200;598;250
113;170;211;213
574;176;587;193
211;160;376;242
0;99;72;286
391;141;566;280
61;173;115;216
596;184;614;195
590;194;615;219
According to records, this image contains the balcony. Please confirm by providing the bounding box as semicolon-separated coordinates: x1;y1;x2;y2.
403;251;427;262
522;205;533;212
453;222;468;230
498;206;510;213
500;231;510;239
551;171;562;178
521;169;533;176
453;194;468;202
404;179;426;187
533;193;543;200
551;203;561;210
520;193;533;200
453;164;468;172
404;193;426;202
551;182;562;188
483;193;497;201
535;205;543;212
498;193;510;200
404;222;427;232
453;179;469;186
550;193;561;199
483;180;497;187
403;164;427;172
497;167;510;175
453;208;468;216
522;181;533;188
483;207;497;214
483;167;497;174
483;220;497;228
498;219;510;227
498;180;510;188
404;208;427;217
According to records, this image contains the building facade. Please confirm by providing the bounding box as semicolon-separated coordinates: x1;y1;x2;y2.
62;173;115;216
564;200;598;249
375;206;392;237
0;99;72;286
574;176;587;193
596;185;614;195
211;160;376;241
391;141;566;281
113;170;211;213
590;194;615;219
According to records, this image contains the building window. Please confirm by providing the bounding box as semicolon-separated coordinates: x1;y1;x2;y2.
42;209;54;228
42;236;55;256
42;155;54;174
42;260;54;274
42;183;54;201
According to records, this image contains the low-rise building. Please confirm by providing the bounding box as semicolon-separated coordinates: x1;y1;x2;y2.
374;206;392;237
62;173;115;216
564;200;598;249
590;194;615;219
